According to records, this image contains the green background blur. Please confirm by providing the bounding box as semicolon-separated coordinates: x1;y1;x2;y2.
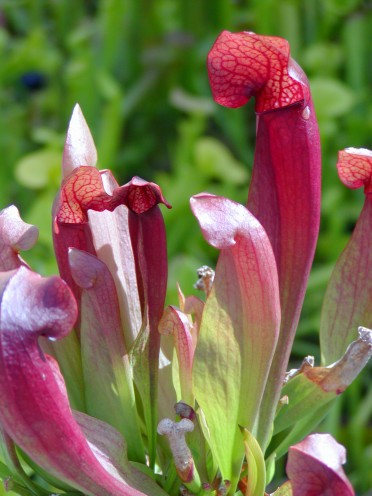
0;0;371;494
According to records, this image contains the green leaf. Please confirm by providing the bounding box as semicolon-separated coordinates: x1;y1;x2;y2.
191;195;280;491
14;149;61;189
265;452;276;486
170;88;215;115
309;77;355;119
241;429;266;496
194;137;249;185
0;424;52;496
270;402;332;462
276;328;372;437
273;373;335;436
17;450;80;494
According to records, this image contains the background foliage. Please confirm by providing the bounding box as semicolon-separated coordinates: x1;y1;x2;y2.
0;0;371;494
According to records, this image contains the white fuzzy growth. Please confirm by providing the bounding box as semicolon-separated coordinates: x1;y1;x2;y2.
157;418;194;474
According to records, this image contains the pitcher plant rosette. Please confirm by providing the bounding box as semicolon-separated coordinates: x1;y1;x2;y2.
0;31;371;496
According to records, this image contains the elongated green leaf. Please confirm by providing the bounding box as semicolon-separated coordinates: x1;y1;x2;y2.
274;374;335;436
270;402;332;461
274;327;372;440
241;429;266;496
191;194;280;490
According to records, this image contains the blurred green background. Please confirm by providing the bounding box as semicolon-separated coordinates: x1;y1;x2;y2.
0;0;371;494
